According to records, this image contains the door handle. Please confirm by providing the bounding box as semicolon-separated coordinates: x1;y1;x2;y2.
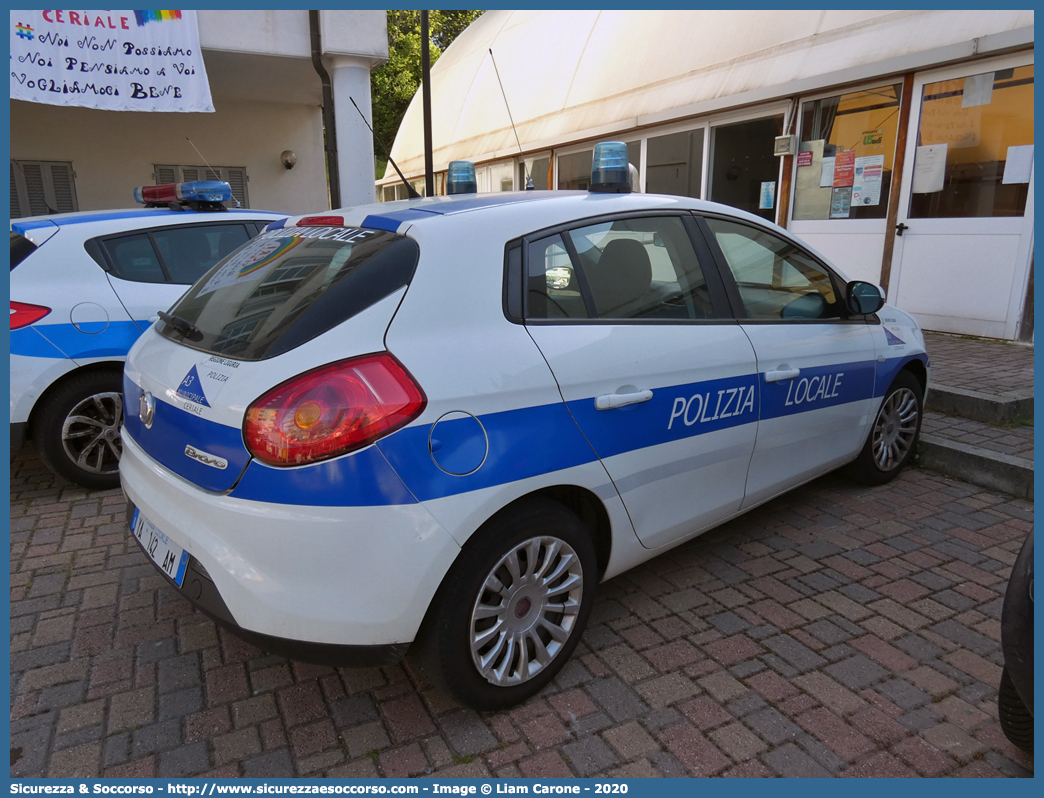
765;368;800;382
895;222;909;237
595;389;653;410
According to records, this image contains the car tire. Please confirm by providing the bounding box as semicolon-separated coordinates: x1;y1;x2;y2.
418;497;597;711
35;370;124;490
848;369;922;485
998;666;1033;753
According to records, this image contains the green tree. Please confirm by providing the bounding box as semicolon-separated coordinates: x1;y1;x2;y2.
370;10;484;177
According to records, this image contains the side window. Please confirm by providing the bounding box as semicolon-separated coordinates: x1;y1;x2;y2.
105;234;166;283
152;226;222;284
705;217;842;321
100;224;254;285
525;216;714;321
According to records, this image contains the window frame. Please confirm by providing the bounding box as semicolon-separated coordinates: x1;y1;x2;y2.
87;220;266;285
693;212;875;325
506;210;735;326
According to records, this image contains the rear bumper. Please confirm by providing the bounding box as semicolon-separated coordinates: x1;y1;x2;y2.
125;500;408;667
119;430;462;652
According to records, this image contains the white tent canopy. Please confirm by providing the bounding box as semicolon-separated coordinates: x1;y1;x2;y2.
386;9;1033;179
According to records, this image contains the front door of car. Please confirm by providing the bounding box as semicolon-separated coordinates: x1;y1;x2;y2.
522;213;759;551
698;215;877;507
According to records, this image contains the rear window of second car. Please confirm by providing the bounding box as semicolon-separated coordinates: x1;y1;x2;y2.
10;232;37;269
159;226;419;360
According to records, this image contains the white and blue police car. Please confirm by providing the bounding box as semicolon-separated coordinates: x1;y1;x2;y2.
120;144;928;709
10;181;285;489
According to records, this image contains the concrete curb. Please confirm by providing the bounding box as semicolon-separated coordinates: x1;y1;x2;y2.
927;384;1033;425
918;432;1034;500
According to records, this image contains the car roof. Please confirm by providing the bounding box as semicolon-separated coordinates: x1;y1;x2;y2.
279;190;775;235
11;207;286;237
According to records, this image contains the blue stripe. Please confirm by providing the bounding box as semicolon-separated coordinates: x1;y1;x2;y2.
11;219;58;236
124;373;250;493
377;403;599;503
567;373;759;460
761;359;877;420
231;447;418;507
361;209;439;230
9;327;69;359
874;353;929;396
12;208;282;234
12;321;145;359
125;353;925;508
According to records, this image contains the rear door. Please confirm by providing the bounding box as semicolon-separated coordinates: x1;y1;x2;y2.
522;212;759;550
94;220;264;329
698;215;877;507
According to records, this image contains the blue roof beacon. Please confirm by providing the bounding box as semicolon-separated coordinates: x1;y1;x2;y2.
446;160;478;195
589;141;632;193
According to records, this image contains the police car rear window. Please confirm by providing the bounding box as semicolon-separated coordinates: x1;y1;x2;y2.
160;226;419;361
10;232;36;270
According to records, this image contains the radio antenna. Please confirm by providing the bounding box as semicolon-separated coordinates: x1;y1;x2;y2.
489;48;533;190
186;137;238;206
350;96;421;199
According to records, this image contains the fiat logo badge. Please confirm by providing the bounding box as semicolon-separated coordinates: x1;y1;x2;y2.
139;392;155;429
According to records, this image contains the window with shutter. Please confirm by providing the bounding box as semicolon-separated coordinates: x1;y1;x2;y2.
154;164;250;207
10;160;78;218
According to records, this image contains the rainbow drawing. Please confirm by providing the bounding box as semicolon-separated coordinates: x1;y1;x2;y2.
15;22;34;40
238;239;303;277
133;10;183;27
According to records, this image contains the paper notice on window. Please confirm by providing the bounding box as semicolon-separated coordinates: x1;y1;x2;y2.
819;157;835;187
1002;145;1034;184
829;187;852;219
852;155;884;207
832;151;856;187
759;181;776;210
961;72;994;108
912;144;948;194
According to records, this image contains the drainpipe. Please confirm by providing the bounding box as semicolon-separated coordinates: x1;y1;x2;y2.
310;10;341;209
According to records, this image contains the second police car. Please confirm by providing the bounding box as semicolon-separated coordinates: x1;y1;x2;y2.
11;181;285;488
120;144;929;710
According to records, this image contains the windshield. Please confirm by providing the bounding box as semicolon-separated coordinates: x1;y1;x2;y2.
160;226;419;360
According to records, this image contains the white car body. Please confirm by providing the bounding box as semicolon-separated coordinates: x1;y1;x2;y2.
10;205;285;486
119;189;929;707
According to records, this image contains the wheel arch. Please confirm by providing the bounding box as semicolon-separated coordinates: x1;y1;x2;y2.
901;357;928;398
27;360;126;442
414;483;613;642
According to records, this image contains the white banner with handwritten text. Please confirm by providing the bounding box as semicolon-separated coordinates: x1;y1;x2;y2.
10;10;213;112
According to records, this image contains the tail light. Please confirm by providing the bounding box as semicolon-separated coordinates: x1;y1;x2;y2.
244;353;426;467
10;301;51;329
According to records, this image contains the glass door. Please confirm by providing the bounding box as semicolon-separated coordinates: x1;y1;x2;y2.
891;56;1034;339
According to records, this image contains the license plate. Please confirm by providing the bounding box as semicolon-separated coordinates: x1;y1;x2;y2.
130;507;190;587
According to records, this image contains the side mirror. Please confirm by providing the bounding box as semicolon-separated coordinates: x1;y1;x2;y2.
846;281;885;315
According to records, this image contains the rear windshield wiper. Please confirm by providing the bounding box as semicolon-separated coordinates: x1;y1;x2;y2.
157;310;204;342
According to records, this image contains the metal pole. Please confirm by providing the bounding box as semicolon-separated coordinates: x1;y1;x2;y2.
421;10;434;197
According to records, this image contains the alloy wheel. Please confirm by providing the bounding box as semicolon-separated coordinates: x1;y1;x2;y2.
469;536;584;686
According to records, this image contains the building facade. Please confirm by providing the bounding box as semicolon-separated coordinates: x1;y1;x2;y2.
11;10;388;217
381;10;1034;341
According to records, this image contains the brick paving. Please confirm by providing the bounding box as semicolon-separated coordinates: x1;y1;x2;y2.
10;448;1035;779
921;412;1034;461
924;332;1033;397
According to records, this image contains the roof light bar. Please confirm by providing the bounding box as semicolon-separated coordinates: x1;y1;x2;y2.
589;141;632;194
447;161;478;195
133;180;233;206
